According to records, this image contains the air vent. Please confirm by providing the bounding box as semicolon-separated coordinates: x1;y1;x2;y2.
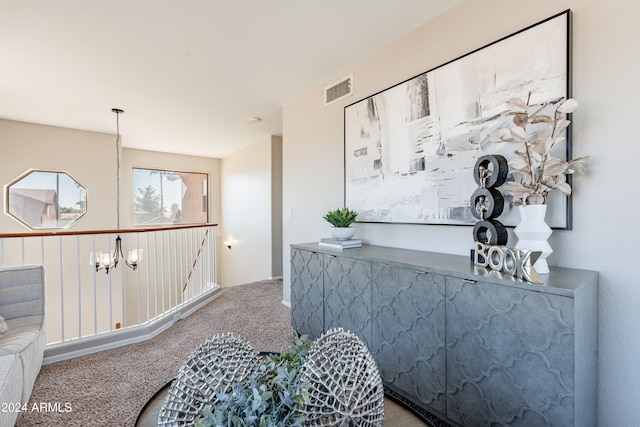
324;73;353;107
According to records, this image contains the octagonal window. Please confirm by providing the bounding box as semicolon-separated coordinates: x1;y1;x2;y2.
6;170;87;229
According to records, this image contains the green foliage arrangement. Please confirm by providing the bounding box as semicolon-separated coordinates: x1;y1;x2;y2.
323;207;358;228
195;336;312;427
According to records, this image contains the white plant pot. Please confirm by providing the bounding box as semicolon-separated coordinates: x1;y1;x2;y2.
330;226;356;241
514;204;552;274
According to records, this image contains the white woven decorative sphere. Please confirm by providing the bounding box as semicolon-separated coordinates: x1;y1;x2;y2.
298;328;385;426
158;333;260;426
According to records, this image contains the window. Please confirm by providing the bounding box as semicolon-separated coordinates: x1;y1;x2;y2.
6;169;87;229
132;168;208;225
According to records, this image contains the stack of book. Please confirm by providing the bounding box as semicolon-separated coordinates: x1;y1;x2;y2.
318;238;362;249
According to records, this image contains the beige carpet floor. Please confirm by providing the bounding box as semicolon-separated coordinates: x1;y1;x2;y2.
16;280;294;427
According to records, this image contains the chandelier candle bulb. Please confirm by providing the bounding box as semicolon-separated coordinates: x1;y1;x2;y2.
127;249;142;267
90;252;102;269
101;253;112;268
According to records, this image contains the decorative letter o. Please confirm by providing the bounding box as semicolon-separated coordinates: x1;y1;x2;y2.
488;245;505;271
470;188;505;220
473;155;508;188
473;220;508;246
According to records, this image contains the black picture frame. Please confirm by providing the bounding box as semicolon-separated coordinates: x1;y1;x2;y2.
344;10;572;229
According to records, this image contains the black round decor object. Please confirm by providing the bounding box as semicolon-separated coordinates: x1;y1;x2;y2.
473;220;508;245
470;188;505;220
473;155;508;188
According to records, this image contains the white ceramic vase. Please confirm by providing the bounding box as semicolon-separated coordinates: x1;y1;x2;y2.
514;204;552;274
330;226;356;241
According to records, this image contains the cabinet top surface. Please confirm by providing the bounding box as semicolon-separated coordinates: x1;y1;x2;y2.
291;242;598;297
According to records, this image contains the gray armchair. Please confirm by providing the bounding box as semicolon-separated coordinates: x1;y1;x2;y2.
0;265;46;426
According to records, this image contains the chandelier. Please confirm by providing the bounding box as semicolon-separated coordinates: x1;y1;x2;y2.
90;108;142;274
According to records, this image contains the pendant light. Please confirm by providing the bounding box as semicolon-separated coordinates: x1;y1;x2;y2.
90;108;143;274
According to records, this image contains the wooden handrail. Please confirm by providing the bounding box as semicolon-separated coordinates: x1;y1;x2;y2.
0;223;218;239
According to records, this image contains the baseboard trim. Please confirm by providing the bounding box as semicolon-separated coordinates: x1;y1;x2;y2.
43;285;223;364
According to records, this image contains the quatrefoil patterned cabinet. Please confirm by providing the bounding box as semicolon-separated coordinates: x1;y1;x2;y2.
290;243;598;427
370;263;447;415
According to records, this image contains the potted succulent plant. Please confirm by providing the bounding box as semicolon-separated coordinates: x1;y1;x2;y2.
323;207;358;240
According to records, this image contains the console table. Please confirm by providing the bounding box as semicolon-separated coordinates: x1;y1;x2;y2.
290;243;597;427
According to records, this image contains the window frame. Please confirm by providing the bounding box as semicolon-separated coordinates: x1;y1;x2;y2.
131;167;209;226
5;168;88;230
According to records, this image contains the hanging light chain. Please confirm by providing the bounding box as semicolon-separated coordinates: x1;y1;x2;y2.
112;108;124;271
112;108;123;231
91;108;140;274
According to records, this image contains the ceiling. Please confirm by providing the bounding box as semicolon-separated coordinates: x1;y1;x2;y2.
1;0;461;158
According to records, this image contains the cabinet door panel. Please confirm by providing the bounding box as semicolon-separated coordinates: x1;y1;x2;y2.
446;277;575;427
290;249;324;339
371;264;446;413
324;255;372;346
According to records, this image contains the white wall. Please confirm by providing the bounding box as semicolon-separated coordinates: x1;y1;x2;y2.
0;119;115;232
0;121;223;340
0;119;121;340
0;121;222;234
282;0;640;424
122;148;221;322
220;135;282;286
271;137;283;278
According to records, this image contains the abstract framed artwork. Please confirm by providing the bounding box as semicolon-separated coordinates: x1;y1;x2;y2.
344;10;572;228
